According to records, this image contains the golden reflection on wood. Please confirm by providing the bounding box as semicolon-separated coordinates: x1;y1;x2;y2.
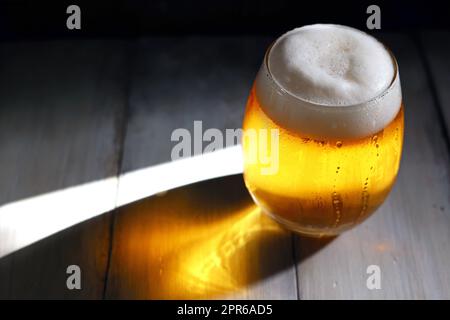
106;174;293;299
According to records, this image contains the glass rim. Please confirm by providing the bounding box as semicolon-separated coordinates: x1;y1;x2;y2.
263;28;400;110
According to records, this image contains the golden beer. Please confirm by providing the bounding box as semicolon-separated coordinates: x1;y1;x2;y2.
242;24;404;236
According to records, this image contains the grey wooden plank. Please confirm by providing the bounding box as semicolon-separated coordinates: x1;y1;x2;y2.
105;36;298;299
0;40;128;298
1;213;113;299
296;33;450;299
420;31;450;139
0;257;12;298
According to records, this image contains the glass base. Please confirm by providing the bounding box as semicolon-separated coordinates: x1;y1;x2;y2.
261;209;344;238
247;188;349;237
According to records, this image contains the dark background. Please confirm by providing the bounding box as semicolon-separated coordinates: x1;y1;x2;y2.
0;0;449;41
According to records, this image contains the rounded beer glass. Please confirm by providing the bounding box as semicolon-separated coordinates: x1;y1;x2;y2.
242;24;404;237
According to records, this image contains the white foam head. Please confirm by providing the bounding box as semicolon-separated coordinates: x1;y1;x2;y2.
255;24;402;139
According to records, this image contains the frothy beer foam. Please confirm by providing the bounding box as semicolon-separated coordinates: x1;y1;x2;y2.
255;24;402;139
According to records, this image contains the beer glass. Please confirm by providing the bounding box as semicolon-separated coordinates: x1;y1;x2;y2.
242;24;404;237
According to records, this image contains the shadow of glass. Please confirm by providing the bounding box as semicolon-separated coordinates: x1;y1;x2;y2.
0;174;335;299
294;235;337;263
106;174;337;299
106;174;294;299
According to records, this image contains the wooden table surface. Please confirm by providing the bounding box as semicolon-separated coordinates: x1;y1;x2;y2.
0;32;449;299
